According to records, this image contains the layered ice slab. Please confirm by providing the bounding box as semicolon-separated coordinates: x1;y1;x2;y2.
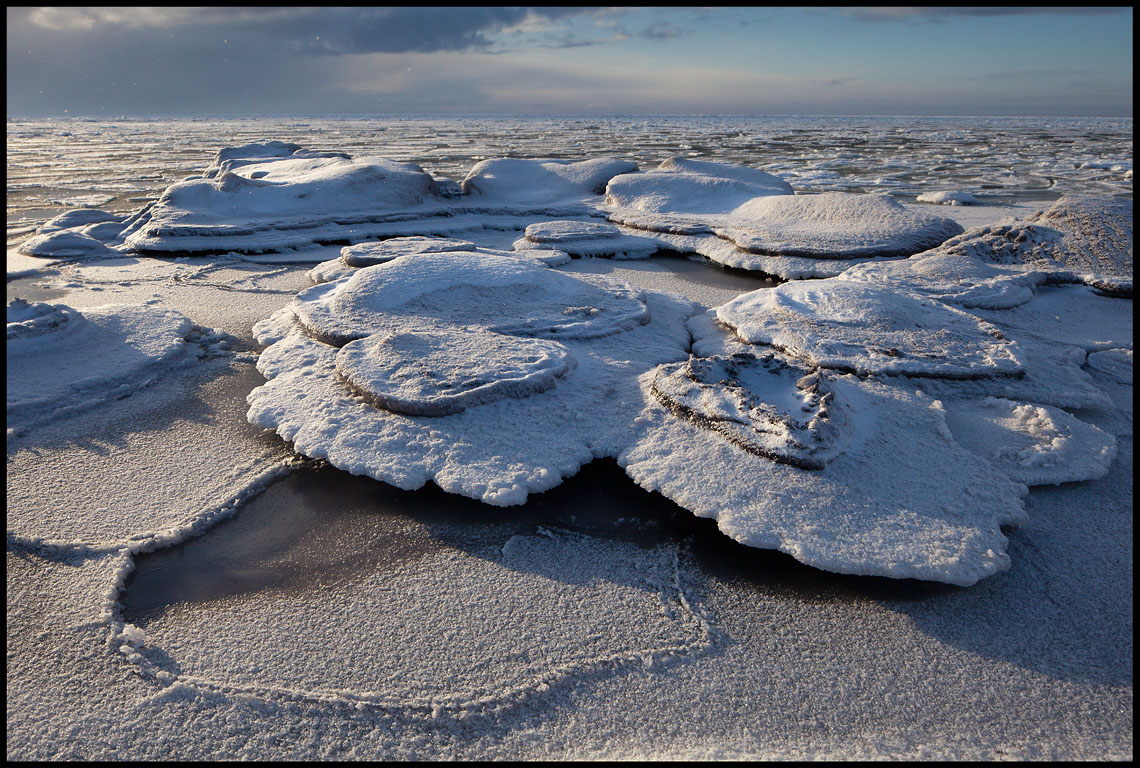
291;251;651;345
716;279;1023;378
7;298;200;435
512;220;661;259
121;155;443;254
933;196;1133;296
248;251;694;506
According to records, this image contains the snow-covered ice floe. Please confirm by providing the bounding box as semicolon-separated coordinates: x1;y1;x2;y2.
248;250;695;507
7;298;210;438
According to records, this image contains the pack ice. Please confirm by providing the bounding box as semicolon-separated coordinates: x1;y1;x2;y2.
16;141;1130;586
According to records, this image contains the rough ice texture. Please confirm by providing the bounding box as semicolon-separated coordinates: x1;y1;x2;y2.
934;196;1133;295
7;299;198;434
716;279;1023;379
17;229;121;259
648;352;852;470
916;190;980;206
721;192;965;259
340;236;477;267
248;286;694;506
335;325;577;416
839;248;1049;310
291;251;651;346
939;397;1117;487
461;157;639;207
621;370;1027;587
513;219;662;259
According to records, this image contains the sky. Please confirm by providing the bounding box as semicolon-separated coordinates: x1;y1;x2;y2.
5;6;1133;117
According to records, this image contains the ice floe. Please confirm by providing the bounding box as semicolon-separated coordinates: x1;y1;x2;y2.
916;190;979;206
248;251;694;506
512;219;661;259
934;196;1133;295
721;192;965;259
462;156;639;209
6;298;204;437
715;279;1023;378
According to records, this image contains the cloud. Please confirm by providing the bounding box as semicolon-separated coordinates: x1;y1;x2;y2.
842;6;1128;22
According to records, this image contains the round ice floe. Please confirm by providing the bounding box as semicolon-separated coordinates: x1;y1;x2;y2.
340;236;476;267
723;192;964;259
716;279;1023;378
6;298;81;341
292;251;650;345
35;208;124;234
839;249;1048;310
649;352;852;470
336;326;576;416
1085;348;1132;383
939;397;1117;487
622;373;1027;586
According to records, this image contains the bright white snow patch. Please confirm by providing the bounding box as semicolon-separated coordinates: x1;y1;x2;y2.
916;190;980;206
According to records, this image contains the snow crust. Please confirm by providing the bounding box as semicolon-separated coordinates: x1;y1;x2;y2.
916;190;979;206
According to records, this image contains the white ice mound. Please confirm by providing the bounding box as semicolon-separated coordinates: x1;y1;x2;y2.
248;280;694;506
16;229;121;259
939;397;1117;487
292;251;651;345
716;279;1023;378
723;192;965;259
513;219;661;259
201;140;350;179
916;190;980;206
935;196;1133;295
7;299;197;431
461;157;639;206
621;372;1027;586
648;352;852;470
121;155;442;254
339;236;477;267
839;248;1049;310
335;326;577;416
1085;347;1133;383
606;156;794;234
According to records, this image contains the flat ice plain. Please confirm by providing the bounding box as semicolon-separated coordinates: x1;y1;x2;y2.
7;116;1132;760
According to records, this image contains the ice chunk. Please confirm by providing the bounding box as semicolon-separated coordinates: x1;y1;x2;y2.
1085;347;1133;383
916;190;980;206
335;325;577;416
648;352;852;470
935;196;1133;295
839;248;1048;310
716;279;1023;379
339;236;477;267
514;219;661;259
34;208;124;234
940;397;1117;487
606;156;793;234
621;373;1027;586
461;157;638;206
722;192;964;259
291;251;651;346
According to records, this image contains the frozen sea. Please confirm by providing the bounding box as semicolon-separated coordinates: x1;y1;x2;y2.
6;115;1133;760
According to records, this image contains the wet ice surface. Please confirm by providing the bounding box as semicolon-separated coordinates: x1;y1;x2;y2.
6;117;1133;760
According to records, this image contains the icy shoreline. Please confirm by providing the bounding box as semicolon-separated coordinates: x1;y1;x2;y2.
7;127;1131;759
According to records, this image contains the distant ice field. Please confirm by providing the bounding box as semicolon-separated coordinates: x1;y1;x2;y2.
7;115;1131;246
